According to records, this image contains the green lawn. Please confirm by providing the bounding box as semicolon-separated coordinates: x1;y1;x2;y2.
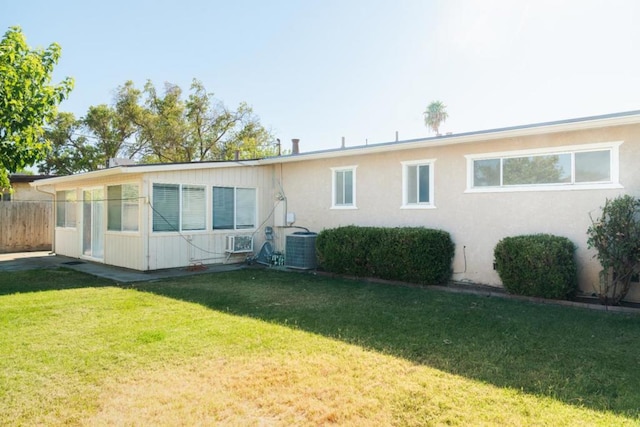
1;267;639;425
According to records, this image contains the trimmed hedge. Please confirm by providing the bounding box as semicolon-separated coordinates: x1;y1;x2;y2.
494;234;577;300
316;226;454;285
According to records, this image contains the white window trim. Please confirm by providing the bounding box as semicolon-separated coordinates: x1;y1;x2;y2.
331;165;358;209
401;159;436;209
211;186;258;232
464;141;623;193
56;189;77;229
106;182;141;235
151;182;208;233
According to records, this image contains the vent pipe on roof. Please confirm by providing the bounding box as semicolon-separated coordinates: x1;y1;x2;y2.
292;139;300;155
277;138;281;156
234;150;240;161
395;131;399;142
341;136;345;149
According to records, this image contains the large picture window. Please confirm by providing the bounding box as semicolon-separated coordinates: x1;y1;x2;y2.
152;183;206;232
331;166;357;208
466;142;621;192
402;159;435;208
107;184;139;232
56;190;76;228
212;187;256;230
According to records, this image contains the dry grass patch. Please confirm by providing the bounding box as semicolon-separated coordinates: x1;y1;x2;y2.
87;345;630;426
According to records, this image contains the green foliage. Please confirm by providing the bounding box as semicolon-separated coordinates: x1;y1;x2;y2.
136;78;276;163
38;112;101;175
494;234;577;300
0;26;73;188
587;195;640;305
39;79;275;172
423;100;448;135
83;80;143;167
316;226;454;285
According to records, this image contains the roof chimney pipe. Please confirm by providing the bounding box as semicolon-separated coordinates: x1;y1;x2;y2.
292;138;300;155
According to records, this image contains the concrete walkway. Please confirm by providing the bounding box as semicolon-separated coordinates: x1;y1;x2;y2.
0;251;245;283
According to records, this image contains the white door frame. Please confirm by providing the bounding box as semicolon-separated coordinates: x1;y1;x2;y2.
81;187;105;261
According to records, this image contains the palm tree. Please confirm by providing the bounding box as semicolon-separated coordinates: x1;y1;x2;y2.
423;101;448;135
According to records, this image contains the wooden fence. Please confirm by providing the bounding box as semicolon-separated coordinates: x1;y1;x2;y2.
0;201;52;253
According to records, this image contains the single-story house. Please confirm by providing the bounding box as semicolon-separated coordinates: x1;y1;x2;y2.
33;110;640;302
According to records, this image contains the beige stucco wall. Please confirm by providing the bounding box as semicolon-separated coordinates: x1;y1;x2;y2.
279;123;640;302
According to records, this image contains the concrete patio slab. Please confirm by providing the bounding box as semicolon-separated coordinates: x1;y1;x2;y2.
0;251;245;283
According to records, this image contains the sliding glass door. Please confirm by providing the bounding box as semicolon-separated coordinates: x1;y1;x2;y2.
82;188;104;259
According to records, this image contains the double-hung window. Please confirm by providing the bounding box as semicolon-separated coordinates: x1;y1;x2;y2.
402;159;435;208
56;190;77;228
107;184;139;232
152;183;206;232
212;187;256;230
466;142;622;192
331;166;357;208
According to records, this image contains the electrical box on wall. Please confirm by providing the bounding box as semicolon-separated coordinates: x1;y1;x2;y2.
286;212;296;225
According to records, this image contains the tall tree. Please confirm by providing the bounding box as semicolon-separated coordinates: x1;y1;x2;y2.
0;26;73;189
139;79;275;163
223;115;278;160
138;81;189;163
38;112;101;175
423;101;448;135
84;80;143;167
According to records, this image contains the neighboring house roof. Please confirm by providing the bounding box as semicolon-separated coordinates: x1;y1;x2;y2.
32;109;640;187
10;174;56;184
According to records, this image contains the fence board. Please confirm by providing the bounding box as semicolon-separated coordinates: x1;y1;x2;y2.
0;201;52;253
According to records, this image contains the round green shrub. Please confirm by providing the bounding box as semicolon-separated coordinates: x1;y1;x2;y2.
494;234;577;300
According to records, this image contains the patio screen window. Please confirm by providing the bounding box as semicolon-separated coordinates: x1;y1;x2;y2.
212;187;256;230
152;184;206;232
331;166;357;208
402;160;435;207
56;190;76;228
107;184;139;232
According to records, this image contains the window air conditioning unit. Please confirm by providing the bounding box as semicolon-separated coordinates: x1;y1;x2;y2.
225;235;253;253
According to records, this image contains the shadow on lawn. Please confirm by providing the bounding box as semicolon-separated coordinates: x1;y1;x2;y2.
0;268;115;296
127;268;640;419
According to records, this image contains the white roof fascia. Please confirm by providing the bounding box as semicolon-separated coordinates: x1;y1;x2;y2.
31;160;261;187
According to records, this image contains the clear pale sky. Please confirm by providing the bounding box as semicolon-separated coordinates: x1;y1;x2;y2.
3;0;640;153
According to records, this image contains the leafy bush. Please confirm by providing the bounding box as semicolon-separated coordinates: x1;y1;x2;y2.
494;234;577;300
587;195;640;305
315;226;454;285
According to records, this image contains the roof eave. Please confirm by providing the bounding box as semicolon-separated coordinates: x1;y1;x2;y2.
259;110;640;164
31;160;262;186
